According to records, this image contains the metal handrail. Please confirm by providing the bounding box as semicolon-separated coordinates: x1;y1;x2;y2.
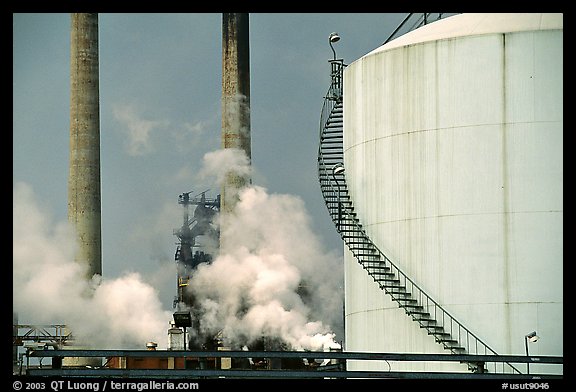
317;62;521;375
383;13;455;45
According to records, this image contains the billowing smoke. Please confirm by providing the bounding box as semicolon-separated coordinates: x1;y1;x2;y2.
187;149;344;351
198;148;251;186
13;182;172;349
13;148;344;352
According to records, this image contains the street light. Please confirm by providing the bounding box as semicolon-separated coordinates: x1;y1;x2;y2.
329;32;340;60
524;331;539;374
332;163;345;232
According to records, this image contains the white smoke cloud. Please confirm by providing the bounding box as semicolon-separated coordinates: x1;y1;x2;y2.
13;182;172;349
13;148;344;352
112;103;169;156
198;148;251;186
186;149;344;351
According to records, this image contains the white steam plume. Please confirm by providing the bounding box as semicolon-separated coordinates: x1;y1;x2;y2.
188;149;344;351
13;182;172;349
112;103;169;157
198;148;251;185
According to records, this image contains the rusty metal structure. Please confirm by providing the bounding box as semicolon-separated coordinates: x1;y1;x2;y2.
172;190;220;322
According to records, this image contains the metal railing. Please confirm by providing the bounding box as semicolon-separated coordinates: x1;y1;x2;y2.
22;349;562;378
383;13;458;45
13;324;72;346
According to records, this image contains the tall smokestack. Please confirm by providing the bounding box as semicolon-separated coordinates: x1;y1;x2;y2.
68;13;102;282
221;13;251;219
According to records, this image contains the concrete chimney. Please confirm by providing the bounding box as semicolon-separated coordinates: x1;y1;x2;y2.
68;13;102;282
221;13;251;219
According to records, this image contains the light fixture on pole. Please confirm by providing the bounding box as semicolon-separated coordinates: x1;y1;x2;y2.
332;163;345;232
329;32;340;60
524;331;539;374
332;162;345;175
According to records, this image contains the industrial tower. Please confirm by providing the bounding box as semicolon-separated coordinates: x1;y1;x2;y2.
172;190;220;349
220;13;251;222
68;13;102;282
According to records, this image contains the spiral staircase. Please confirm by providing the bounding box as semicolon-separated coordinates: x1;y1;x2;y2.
317;59;521;375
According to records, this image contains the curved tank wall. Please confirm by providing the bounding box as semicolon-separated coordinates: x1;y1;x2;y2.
342;13;563;373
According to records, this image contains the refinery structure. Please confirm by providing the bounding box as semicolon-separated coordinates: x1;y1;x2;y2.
13;13;563;379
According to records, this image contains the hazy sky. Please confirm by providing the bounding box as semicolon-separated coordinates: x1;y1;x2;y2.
13;13;436;346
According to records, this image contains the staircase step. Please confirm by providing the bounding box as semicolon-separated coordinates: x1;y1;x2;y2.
402;303;424;309
363;266;392;272
372;272;396;278
407;311;431;318
350;240;375;245
388;290;412;296
358;258;382;264
411;312;433;319
430;331;451;337
415;316;437;323
394;298;418;305
362;260;387;266
338;229;362;233
362;263;389;270
320;152;342;159
354;253;380;258
348;230;374;237
378;282;403;289
373;274;399;281
357;257;382;263
421;324;442;330
437;338;459;345
347;240;372;245
364;266;390;272
359;259;383;265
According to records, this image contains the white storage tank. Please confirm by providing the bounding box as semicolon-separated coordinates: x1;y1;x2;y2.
342;13;563;374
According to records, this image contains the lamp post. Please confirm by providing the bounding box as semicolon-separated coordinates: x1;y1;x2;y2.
328;32;343;102
332;163;345;232
329;32;340;61
524;331;539;374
